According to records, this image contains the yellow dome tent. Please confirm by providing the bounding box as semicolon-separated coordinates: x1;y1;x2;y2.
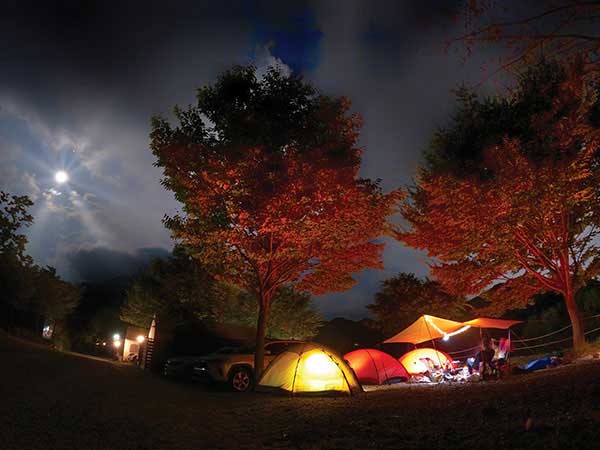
257;343;362;396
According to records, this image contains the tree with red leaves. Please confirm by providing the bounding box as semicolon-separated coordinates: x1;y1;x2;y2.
449;1;600;78
151;66;397;377
397;61;600;349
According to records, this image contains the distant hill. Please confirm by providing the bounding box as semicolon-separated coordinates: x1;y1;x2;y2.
67;246;170;283
314;317;384;355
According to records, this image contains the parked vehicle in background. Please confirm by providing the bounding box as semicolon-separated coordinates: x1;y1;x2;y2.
192;340;305;392
163;355;208;381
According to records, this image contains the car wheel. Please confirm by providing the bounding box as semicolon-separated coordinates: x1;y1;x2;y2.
229;367;253;392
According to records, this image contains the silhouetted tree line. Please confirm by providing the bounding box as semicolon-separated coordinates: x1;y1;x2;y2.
0;191;79;347
120;245;322;341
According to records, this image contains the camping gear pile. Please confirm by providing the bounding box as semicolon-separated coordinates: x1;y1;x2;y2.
516;353;562;373
399;348;455;383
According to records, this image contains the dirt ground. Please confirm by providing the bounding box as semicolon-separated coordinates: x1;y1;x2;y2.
2;331;600;450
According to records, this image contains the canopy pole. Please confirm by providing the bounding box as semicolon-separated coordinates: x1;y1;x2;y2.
423;316;444;373
507;329;511;366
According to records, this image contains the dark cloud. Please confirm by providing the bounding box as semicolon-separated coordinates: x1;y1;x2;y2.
66;246;170;283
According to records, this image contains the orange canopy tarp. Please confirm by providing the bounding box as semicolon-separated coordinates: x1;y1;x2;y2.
383;315;467;345
463;318;522;329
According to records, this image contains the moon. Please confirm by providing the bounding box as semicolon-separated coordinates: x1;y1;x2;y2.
55;170;69;184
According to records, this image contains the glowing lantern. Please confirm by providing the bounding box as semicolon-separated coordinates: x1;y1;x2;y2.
136;335;145;343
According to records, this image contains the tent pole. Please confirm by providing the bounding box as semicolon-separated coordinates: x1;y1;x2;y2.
290;345;304;397
366;349;381;384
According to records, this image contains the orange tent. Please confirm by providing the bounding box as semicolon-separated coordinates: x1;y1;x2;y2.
463;318;522;329
399;348;454;375
344;349;409;385
383;315;468;344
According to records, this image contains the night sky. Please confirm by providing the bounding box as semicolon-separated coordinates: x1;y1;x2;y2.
1;1;500;318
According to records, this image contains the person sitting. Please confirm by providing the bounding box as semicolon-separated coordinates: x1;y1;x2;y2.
478;336;497;378
467;337;494;374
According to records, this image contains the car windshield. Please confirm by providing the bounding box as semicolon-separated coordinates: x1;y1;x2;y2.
212;343;298;355
214;347;242;354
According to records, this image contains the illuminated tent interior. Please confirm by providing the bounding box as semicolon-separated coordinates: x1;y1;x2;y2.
399;348;454;375
257;343;362;396
344;349;409;385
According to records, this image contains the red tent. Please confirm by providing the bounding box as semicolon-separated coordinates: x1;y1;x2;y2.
344;349;409;385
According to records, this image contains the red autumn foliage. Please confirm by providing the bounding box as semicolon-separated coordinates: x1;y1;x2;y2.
450;1;600;79
398;65;600;348
151;67;398;376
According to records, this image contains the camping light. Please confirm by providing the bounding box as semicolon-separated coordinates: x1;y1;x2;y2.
113;340;122;348
136;335;145;343
425;316;471;339
113;333;120;340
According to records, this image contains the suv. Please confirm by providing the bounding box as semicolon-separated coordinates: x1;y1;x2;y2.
192;340;303;392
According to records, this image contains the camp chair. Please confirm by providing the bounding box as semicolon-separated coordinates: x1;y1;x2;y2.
494;337;512;377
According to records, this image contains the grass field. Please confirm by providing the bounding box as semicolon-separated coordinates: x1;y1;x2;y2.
2;331;600;450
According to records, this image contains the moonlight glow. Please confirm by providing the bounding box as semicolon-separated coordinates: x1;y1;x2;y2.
54;170;69;184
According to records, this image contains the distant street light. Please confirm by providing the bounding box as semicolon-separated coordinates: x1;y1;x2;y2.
113;333;120;340
113;340;122;348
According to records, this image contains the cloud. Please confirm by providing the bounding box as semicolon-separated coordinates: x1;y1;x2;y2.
306;0;506;318
1;2;510;317
254;43;292;77
21;172;41;201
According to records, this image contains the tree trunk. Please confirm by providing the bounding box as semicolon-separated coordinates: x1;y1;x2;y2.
253;294;271;382
565;289;585;349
